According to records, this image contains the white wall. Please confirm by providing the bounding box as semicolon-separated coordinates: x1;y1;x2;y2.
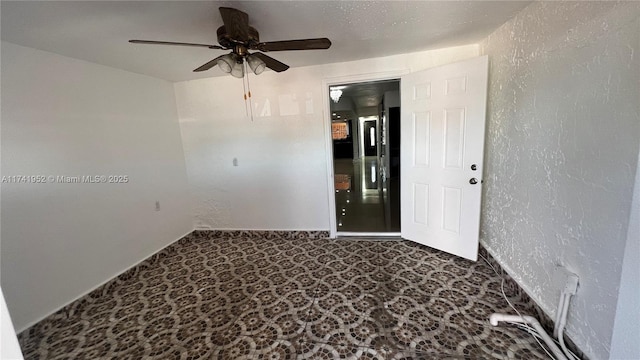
0;53;24;356
174;45;478;230
1;42;193;331
480;3;640;359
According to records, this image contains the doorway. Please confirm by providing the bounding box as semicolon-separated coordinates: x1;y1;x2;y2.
328;79;401;234
325;56;488;261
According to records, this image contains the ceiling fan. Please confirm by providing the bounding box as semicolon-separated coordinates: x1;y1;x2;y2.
129;7;332;77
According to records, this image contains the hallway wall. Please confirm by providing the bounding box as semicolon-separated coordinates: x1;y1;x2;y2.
479;3;640;359
175;45;479;230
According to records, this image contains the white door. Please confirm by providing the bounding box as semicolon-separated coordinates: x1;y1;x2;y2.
400;56;489;261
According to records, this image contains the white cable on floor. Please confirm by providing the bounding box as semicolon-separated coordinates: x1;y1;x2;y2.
491;313;568;360
510;322;579;360
479;253;580;360
499;277;557;358
479;254;560;360
508;321;557;360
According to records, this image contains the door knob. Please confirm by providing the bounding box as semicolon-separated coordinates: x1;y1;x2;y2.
469;178;478;185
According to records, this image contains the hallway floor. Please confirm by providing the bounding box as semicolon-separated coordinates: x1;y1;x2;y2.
19;232;549;359
334;157;400;233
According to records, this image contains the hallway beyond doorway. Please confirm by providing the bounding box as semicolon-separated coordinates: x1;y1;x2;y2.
334;157;400;232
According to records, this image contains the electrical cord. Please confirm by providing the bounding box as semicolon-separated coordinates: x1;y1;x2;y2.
480;254;580;360
507;321;557;359
478;253;557;360
510;321;579;360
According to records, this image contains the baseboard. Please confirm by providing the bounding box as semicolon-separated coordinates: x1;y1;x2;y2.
192;229;330;240
479;243;588;360
337;232;401;237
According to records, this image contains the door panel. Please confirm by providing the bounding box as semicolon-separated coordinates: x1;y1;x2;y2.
400;56;488;261
413;112;431;167
413;183;429;225
443;108;465;169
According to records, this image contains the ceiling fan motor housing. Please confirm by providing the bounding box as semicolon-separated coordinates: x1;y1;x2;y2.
216;26;259;49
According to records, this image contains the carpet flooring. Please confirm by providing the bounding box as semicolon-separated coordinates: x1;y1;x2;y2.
18;232;550;359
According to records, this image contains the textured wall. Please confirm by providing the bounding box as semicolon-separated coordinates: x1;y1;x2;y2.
1;42;193;331
480;2;640;359
174;45;479;231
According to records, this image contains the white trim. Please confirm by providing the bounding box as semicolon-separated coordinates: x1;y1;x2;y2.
322;70;409;238
194;228;330;232
337;232;402;238
323;70;410;87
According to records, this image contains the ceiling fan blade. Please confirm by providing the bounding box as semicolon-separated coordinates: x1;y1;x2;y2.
129;40;223;49
219;7;249;43
251;53;289;73
193;55;227;72
255;38;332;52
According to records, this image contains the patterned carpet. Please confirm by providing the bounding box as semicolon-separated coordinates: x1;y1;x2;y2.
18;231;550;359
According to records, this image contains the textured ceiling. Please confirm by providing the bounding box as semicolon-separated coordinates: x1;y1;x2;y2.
0;1;531;82
339;80;401;108
330;80;400;121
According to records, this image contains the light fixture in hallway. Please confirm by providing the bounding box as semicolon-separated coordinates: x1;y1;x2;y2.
330;86;346;103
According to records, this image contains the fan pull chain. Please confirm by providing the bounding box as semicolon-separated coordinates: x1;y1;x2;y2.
245;62;254;121
241;67;249;118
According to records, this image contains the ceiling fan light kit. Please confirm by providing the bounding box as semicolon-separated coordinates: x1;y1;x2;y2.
230;61;245;78
247;55;266;75
216;53;235;73
129;6;331;77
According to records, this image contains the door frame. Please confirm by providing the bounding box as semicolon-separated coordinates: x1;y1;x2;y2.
322;70;408;238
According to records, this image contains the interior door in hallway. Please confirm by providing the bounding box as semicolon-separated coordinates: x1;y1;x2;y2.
400;56;488;261
363;121;377;156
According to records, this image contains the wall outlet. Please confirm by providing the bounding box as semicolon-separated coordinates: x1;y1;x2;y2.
552;264;579;295
564;273;579;295
155;201;160;211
